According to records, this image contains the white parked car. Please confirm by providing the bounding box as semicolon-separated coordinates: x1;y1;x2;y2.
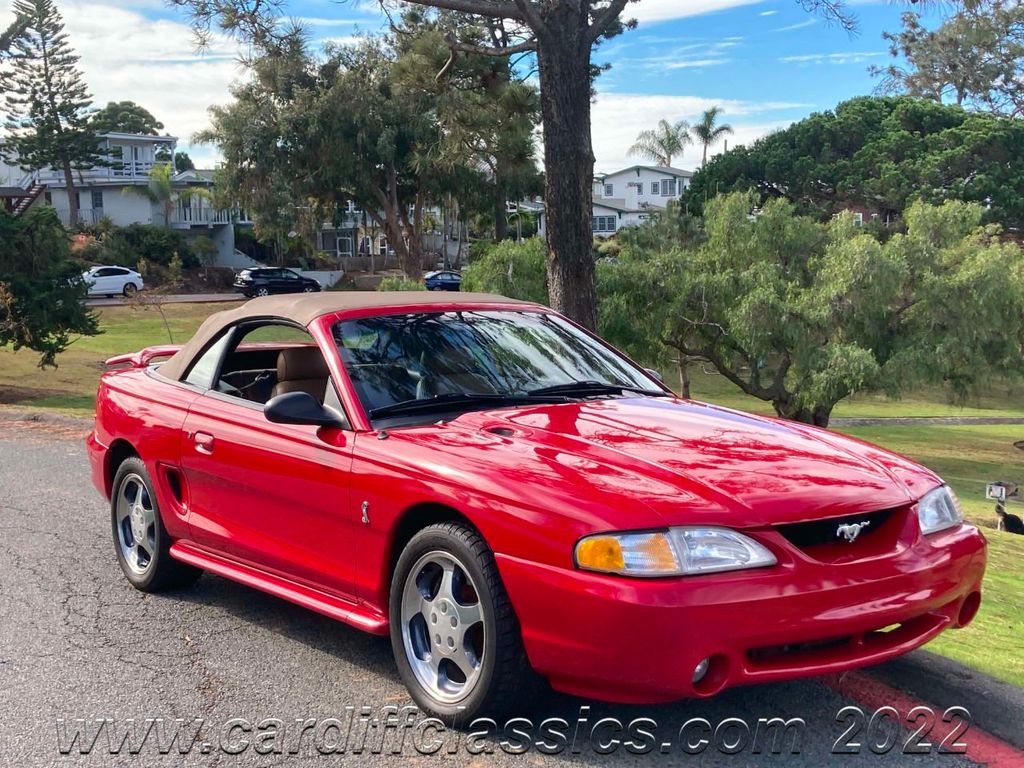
82;266;144;298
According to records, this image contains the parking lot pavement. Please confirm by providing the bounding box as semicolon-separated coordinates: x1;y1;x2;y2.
0;425;985;767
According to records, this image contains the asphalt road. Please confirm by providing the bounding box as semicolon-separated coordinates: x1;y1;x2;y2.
86;293;241;308
0;423;984;767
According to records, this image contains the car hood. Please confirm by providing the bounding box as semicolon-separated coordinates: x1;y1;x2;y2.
433;398;940;528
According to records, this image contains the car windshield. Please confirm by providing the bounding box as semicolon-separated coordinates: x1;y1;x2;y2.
333;310;664;421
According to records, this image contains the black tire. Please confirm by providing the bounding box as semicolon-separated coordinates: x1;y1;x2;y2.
303;285;316;293
123;282;138;297
110;457;202;592
255;287;270;297
389;521;540;724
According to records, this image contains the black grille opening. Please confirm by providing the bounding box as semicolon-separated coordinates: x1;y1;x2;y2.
775;507;896;550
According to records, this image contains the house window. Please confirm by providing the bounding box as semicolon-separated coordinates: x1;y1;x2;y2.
91;189;103;210
853;212;864;227
603;184;613;197
379;237;388;256
651;181;661;195
662;179;676;196
592;215;616;233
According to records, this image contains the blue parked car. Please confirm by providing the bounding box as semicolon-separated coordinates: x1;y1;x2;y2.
424;269;462;291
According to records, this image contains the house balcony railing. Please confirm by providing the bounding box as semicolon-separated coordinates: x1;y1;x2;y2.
171;205;252;227
27;160;173;187
52;206;102;227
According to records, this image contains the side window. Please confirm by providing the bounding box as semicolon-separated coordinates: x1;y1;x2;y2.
184;332;233;389
210;322;350;427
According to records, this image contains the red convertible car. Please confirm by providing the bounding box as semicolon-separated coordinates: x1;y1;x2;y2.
88;293;986;720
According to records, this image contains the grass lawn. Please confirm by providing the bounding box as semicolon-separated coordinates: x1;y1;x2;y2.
0;302;241;415
843;424;1024;688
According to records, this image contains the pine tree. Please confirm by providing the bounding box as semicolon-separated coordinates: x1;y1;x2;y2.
3;0;101;227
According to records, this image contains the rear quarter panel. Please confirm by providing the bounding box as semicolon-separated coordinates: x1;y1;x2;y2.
95;368;199;539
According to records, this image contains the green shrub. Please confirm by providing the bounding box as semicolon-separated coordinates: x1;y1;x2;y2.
467;239;492;262
377;275;424;291
461;237;548;304
99;224;199;269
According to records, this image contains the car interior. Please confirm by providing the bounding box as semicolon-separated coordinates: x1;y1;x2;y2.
186;321;345;417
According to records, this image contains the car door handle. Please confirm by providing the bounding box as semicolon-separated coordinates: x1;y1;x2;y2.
193;432;215;455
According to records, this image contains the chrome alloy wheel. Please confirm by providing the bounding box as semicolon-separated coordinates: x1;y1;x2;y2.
400;551;485;703
115;474;157;576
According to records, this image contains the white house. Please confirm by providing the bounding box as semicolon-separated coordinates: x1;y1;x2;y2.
0;132;247;264
534;164;693;236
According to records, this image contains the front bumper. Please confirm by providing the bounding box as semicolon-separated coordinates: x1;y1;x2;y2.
497;523;986;703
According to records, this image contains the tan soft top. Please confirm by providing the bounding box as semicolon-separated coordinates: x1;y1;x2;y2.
158;291;531;381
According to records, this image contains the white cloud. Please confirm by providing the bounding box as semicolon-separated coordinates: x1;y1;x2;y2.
773;18;817;32
759;9;779;15
293;16;366;27
609;39;740;72
629;0;763;25
663;58;731;69
781;51;885;64
591;92;805;171
51;1;247;167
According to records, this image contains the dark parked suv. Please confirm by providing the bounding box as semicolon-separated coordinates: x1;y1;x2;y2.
234;268;322;297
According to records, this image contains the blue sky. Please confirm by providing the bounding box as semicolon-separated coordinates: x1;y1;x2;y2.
20;0;943;171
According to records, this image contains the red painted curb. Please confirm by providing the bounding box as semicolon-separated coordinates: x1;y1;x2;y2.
821;671;1024;767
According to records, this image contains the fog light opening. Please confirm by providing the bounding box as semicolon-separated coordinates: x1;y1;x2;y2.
692;657;710;684
691;653;730;696
957;591;981;627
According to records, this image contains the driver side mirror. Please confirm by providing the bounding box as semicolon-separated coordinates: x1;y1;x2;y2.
645;368;664;383
264;391;345;428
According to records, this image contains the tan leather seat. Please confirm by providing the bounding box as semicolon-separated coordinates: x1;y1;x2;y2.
272;347;329;403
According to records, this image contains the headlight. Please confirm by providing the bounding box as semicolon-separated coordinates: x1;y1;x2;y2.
574;527;776;577
917;485;964;534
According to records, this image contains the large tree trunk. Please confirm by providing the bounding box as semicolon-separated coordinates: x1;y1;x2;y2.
536;14;597;329
773;397;833;427
385;165;421;279
62;160;79;227
493;175;508;242
676;353;691;400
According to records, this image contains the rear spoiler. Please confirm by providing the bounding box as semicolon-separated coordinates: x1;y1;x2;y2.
105;345;182;369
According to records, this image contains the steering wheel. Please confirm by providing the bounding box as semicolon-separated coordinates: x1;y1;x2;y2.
406;352;436;400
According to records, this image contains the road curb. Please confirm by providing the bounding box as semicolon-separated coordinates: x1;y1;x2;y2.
821;666;1023;767
863;649;1024;751
832;416;1024;426
0;406;94;433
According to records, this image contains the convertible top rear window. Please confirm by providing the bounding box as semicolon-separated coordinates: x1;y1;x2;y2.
333;310;655;418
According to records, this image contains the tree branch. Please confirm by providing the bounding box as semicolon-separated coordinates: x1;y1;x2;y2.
512;0;547;33
444;32;537;56
588;0;629;43
383;0;525;21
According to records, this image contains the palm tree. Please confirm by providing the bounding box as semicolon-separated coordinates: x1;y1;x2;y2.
692;107;734;168
628;119;692;167
129;164;208;228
